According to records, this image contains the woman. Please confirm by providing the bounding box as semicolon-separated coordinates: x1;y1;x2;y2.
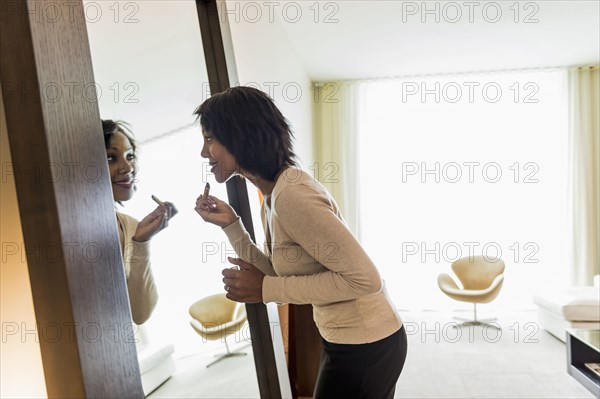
193;87;407;398
103;119;171;325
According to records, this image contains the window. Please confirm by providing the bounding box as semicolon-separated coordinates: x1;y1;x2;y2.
358;69;569;311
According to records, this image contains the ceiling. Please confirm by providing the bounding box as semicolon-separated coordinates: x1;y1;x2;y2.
274;0;600;81
83;0;599;142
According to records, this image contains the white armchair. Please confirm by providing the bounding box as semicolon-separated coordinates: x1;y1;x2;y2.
438;256;505;329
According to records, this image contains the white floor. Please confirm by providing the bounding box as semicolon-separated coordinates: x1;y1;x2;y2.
148;341;259;398
149;310;597;399
394;310;596;398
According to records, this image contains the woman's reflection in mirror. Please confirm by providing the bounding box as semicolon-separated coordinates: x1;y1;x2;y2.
102;119;174;325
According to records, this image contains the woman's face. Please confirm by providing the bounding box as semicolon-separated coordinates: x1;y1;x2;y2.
201;129;239;183
107;131;137;202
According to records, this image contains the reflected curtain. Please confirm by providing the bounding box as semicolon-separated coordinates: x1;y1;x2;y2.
312;81;364;238
568;66;600;285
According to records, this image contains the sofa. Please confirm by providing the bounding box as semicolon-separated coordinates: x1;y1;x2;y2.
135;326;176;396
533;275;600;342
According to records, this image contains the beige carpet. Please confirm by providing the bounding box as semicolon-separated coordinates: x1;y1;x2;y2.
149;310;597;398
394;310;596;398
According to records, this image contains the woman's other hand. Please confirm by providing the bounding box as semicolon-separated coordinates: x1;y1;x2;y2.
222;257;265;303
132;204;171;242
195;194;238;228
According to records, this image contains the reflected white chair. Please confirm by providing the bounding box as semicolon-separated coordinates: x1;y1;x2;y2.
437;256;505;330
188;293;248;367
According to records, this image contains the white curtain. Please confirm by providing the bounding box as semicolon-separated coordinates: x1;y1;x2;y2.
568;66;600;286
312;82;364;238
355;70;569;310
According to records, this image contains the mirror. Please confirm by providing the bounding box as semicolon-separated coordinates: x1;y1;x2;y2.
84;1;285;397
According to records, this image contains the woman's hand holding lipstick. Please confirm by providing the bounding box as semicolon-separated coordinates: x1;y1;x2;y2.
195;183;238;228
151;194;178;219
132;195;177;242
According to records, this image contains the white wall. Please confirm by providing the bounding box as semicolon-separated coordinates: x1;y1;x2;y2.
0;86;47;398
224;0;314;167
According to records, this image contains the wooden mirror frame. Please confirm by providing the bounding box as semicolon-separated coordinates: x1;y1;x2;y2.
196;1;288;397
1;0;289;396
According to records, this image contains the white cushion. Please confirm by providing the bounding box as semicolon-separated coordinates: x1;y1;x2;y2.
537;308;600;342
137;344;175;375
140;351;176;397
533;287;600;321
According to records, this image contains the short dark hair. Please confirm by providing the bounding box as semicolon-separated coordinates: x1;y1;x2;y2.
193;86;298;181
101;119;137;154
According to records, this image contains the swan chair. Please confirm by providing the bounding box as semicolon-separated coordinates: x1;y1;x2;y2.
189;293;248;367
438;256;505;330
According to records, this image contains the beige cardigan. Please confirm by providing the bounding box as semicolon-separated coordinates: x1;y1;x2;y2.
223;167;401;344
116;211;158;325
